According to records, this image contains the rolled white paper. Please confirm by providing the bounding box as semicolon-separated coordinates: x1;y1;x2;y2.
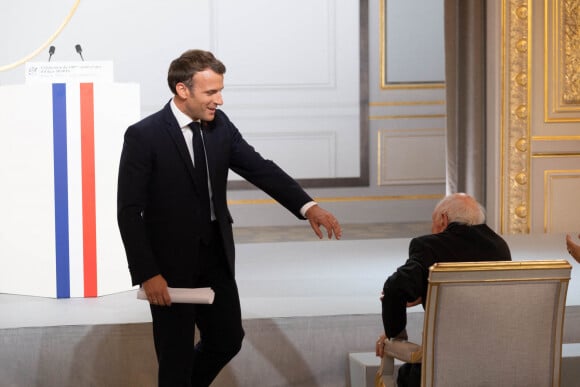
137;287;215;304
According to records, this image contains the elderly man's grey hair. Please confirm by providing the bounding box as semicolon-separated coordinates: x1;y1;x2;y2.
434;193;486;225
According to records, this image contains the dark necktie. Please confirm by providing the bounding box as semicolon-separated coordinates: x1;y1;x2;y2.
189;122;211;224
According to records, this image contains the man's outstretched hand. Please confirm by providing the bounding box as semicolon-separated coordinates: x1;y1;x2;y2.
305;205;342;240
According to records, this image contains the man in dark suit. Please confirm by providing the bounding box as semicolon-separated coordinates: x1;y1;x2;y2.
375;193;511;387
117;49;342;387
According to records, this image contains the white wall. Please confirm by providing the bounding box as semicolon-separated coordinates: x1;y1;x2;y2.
0;0;446;228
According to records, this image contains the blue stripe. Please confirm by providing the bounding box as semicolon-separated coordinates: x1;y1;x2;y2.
52;83;70;298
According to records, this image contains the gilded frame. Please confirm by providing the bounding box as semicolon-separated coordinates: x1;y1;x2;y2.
500;0;532;234
545;0;580;122
379;0;445;90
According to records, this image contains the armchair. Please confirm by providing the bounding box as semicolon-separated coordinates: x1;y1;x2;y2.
379;260;572;387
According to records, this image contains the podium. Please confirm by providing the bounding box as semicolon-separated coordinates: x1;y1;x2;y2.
0;62;140;298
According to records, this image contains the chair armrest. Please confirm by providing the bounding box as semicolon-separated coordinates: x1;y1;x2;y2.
384;339;422;363
376;339;423;387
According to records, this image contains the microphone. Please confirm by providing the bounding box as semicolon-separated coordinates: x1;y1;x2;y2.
75;44;84;61
48;46;55;62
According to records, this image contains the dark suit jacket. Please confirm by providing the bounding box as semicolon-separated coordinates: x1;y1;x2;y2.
382;222;512;338
117;102;312;287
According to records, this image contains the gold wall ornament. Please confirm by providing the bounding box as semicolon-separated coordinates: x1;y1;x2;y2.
515;104;528;119
516;39;528;53
515;137;528;152
515;5;528;19
545;0;580;121
0;0;81;72
515;72;528;86
501;0;531;234
515;172;528;185
515;205;528;218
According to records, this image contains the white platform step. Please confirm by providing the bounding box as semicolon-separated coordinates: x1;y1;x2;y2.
349;343;580;387
562;343;580;387
348;352;402;387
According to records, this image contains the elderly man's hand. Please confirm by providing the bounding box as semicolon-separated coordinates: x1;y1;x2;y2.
406;297;422;307
376;334;387;357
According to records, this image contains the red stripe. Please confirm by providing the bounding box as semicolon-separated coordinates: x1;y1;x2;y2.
80;83;97;297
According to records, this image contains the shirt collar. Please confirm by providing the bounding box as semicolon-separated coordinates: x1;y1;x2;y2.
170;98;199;129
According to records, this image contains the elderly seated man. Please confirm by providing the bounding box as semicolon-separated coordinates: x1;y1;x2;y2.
376;193;512;387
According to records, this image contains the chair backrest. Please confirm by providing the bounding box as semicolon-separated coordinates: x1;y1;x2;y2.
421;260;571;387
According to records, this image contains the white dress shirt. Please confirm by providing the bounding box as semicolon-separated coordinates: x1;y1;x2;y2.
170;99;215;220
169;99;316;219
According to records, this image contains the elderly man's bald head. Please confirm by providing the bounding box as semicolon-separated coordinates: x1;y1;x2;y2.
431;193;486;233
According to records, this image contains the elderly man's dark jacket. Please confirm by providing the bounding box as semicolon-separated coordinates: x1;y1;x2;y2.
382;222;511;338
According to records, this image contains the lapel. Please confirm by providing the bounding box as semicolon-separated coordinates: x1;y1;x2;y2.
160;103;197;186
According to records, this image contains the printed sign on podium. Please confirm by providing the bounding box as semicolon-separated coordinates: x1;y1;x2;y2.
0;61;140;298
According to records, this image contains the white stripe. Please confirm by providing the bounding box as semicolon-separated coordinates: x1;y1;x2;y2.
66;83;84;298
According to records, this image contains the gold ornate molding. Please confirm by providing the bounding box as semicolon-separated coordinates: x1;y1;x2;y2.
561;2;580;104
545;0;580;121
501;0;531;234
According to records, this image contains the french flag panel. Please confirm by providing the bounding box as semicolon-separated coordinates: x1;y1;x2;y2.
0;82;139;298
52;82;98;298
54;82;98;298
